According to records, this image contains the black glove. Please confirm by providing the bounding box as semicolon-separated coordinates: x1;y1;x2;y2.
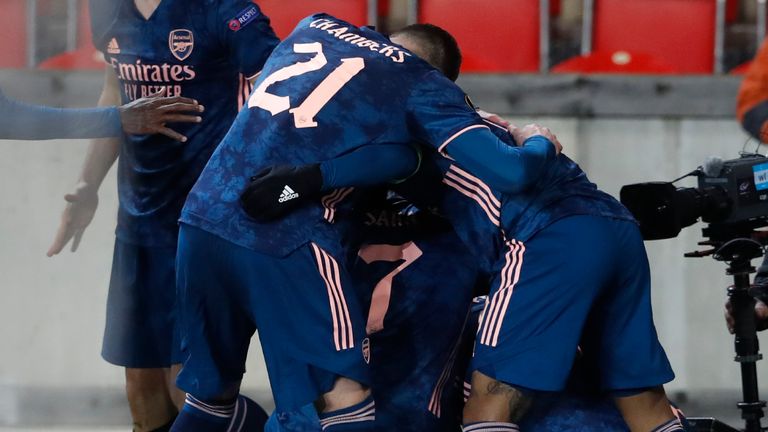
240;164;323;222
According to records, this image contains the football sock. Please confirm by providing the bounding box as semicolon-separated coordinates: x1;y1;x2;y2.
227;395;269;432
462;422;520;431
651;418;685;432
169;394;235;432
318;395;375;431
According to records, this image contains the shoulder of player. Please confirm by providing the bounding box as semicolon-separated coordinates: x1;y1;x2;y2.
198;0;264;12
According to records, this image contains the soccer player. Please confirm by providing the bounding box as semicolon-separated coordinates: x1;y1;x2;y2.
265;193;481;432
0;87;202;140
46;1;279;431
174;13;558;432
345;194;481;431
244;23;684;432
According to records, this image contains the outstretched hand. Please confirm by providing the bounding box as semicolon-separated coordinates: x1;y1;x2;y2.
118;89;204;142
47;182;99;256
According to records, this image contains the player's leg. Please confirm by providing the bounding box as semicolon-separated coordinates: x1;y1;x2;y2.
170;224;263;431
166;364;186;410
355;237;477;431
125;368;178;431
463;370;533;424
613;388;678;431
587;219;680;431
462;216;619;430
101;240;182;431
246;240;374;431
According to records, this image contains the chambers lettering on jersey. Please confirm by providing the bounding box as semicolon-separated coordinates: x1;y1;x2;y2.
308;18;412;64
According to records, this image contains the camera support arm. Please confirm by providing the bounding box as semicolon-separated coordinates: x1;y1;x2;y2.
715;238;766;432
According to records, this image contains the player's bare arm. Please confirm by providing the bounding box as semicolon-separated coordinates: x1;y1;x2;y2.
47;68;205;256
47;67;123;257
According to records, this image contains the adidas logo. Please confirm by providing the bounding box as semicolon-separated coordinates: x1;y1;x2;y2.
107;38;121;54
278;185;299;203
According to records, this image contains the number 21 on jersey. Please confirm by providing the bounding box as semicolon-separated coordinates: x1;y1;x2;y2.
248;42;365;129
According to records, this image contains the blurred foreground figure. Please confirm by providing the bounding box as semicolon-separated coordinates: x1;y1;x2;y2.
0;87;201;140
46;0;279;431
732;39;768;332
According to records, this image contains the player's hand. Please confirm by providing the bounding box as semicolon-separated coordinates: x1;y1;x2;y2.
117;89;204;142
47;182;99;256
509;123;563;155
240;164;323;223
724;297;768;334
476;110;511;128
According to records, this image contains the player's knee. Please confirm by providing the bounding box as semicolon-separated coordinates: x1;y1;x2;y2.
463;372;533;423
316;377;371;413
126;368;171;398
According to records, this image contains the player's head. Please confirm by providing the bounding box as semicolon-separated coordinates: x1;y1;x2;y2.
390;24;462;82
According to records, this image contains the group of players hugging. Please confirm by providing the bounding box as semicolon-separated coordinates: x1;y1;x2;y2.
28;0;688;431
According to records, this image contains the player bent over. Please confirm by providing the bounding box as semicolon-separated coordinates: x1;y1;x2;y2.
244;23;684;432
174;13;564;432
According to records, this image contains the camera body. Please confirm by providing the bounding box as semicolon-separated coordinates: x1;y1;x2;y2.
620;154;768;240
701;154;768;225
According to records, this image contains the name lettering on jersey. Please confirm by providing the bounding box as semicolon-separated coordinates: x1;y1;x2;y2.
364;210;408;228
228;5;260;32
309;18;412;64
169;29;194;61
109;58;196;100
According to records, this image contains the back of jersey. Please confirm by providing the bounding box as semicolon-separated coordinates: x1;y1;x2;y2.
182;14;424;256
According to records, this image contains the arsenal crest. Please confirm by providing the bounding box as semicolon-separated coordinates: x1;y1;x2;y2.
169;29;194;61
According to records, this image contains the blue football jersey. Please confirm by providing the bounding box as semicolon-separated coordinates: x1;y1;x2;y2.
396;119;635;273
181;14;488;256
91;0;278;246
346;194;478;431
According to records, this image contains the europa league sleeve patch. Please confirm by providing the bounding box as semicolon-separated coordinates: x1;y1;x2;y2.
228;5;261;32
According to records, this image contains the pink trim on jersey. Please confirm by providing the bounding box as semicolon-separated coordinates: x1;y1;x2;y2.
479;240;525;347
327;247;354;349
482;118;509;131
185;394;235;418
462;422;520;431
428;311;471;418
226;397;247;432
237;74;254;111
443;168;501;227
482;241;522;346
319;400;376;430
246;70;262;81
358;242;423;335
437;124;490;154
463;381;472;403
450;165;501;207
322;187;354;222
311;243;354;351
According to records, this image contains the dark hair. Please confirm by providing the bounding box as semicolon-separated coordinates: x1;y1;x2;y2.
392;24;462;81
